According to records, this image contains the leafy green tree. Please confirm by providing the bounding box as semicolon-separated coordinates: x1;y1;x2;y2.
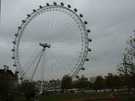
93;76;105;92
61;75;72;90
105;73;121;92
112;75;121;89
118;32;135;91
18;80;39;101
0;80;10;100
130;73;135;88
73;75;90;89
0;66;17;101
118;54;135;76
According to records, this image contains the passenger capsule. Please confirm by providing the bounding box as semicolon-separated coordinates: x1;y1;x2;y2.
88;38;92;42
22;20;26;23
13;64;16;67
53;2;57;5
12;41;16;44
33;9;36;12
88;48;92;52
67;4;71;8
14;33;18;37
80;67;85;70
12;57;15;59
27;14;31;17
84;21;88;24
11;49;15;52
18;26;21;29
60;2;64;6
39;5;43;8
74;8;78;12
80;14;83;17
85;58;89;61
87;29;91;33
46;3;50;6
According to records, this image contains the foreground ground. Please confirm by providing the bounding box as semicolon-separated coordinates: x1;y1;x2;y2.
39;93;135;101
15;92;135;101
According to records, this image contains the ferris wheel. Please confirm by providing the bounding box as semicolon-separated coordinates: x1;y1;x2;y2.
11;2;92;81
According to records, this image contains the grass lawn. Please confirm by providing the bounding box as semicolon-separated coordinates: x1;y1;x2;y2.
40;93;113;101
39;93;89;101
118;95;135;101
39;93;135;101
14;93;135;101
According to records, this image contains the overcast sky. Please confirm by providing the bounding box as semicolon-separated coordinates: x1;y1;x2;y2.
1;0;135;79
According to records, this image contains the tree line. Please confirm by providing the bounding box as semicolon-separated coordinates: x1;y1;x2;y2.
61;33;135;93
61;72;135;93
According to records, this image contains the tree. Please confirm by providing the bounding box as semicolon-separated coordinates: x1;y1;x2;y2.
118;54;135;76
18;80;39;101
72;75;91;89
61;75;72;90
93;76;105;92
105;73;121;92
0;66;17;101
118;31;135;91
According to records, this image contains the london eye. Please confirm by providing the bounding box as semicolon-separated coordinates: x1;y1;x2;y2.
11;2;92;83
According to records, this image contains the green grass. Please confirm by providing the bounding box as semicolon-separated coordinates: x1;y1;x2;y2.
14;96;26;101
39;93;135;101
39;93;89;101
39;93;108;101
14;93;135;101
118;95;135;101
